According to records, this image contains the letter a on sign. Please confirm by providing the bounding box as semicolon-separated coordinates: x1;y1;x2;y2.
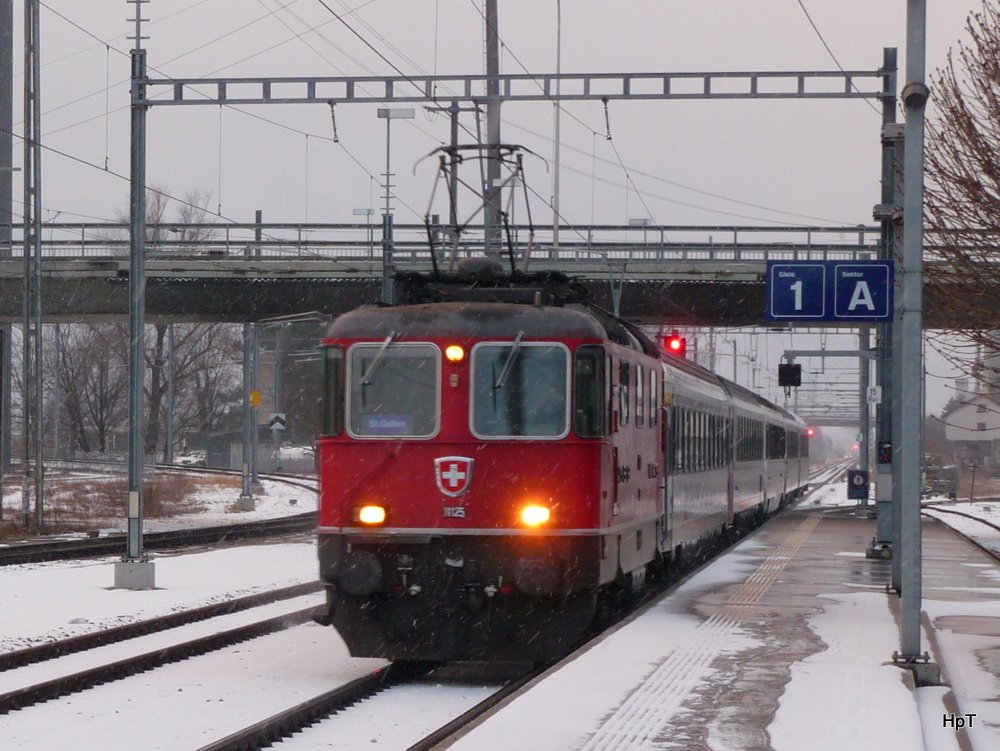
847;281;875;311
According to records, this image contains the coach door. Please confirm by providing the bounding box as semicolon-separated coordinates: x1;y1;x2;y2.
660;397;673;553
726;407;736;524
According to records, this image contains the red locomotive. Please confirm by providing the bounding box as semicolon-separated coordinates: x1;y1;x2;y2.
312;266;809;661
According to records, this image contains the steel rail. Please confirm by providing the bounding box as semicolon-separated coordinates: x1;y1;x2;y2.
196;662;436;751
0;581;321;673
921;504;1000;563
0;608;315;715
0;511;316;566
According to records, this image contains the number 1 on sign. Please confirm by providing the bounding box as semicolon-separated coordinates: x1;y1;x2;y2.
790;280;803;310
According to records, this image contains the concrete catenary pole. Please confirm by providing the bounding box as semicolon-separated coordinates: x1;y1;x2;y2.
551;0;561;258
115;0;154;589
1;0;12;504
21;0;43;528
237;212;254;510
483;0;501;259
30;0;42;528
898;0;929;667
874;47;898;557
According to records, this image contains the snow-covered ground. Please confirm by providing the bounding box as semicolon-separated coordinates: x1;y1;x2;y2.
0;474;316;539
1;476;998;749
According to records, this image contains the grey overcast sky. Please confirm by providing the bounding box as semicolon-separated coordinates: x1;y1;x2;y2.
5;0;986;417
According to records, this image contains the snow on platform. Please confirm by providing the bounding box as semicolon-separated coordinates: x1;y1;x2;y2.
450;508;1000;751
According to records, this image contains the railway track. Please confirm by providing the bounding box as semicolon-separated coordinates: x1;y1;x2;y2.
922;500;1000;563
196;469;843;750
0;584;322;715
0;463;318;566
1;466;835;747
0;581;321;672
0;512;317;566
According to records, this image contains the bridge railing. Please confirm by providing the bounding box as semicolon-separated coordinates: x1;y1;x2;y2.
2;222;880;264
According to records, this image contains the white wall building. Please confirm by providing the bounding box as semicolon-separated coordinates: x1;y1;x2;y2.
942;392;1000;469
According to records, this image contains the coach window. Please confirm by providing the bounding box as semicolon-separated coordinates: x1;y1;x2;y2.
669;406;680;472
636;364;645;427
574;345;606;438
649;370;659;427
472;343;569;438
618;361;630;426
322;346;344;436
698;412;708;469
348;343;439;438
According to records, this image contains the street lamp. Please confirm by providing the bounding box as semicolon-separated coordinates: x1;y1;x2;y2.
376;108;414;305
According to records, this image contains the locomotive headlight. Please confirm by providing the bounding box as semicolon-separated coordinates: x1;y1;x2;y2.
445;344;465;363
355;504;387;525
519;504;551;527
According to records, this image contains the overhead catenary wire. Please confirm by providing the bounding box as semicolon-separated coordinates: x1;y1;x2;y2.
38;2;864;230
15;0;417;225
794;0;880;116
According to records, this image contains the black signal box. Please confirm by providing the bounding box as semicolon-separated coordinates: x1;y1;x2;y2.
778;363;802;387
877;441;892;464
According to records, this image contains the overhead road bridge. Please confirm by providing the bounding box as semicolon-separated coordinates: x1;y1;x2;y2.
0;222;969;328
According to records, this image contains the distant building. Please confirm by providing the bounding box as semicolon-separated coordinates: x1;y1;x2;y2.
941;389;1000;470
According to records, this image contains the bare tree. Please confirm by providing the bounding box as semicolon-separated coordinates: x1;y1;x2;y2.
925;2;1000;390
144;322;241;456
44;324;129;454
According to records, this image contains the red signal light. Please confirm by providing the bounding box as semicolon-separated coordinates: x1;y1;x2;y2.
806;427;817;438
663;330;686;357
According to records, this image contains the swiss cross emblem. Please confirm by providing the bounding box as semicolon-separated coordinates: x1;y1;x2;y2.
435;456;474;497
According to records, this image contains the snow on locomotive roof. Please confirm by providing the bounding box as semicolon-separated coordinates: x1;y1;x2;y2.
324;302;607;341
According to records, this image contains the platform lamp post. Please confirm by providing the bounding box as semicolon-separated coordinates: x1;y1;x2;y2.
377;108;414;305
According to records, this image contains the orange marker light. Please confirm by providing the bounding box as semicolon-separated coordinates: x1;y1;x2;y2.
445;345;465;363
357;505;387;525
520;504;551;527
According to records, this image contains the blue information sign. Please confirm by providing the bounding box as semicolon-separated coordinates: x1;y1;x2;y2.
766;260;894;322
847;469;869;500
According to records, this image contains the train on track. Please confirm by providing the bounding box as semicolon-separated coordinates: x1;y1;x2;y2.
312;262;810;661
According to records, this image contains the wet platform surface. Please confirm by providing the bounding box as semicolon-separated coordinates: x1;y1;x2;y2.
448;509;1000;750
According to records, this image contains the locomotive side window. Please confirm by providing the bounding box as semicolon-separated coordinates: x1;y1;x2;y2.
471;343;569;438
347;343;439;438
322;346;344;436
573;346;606;438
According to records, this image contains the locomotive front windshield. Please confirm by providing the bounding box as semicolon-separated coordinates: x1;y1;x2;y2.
472;343;569;438
348;343;439;437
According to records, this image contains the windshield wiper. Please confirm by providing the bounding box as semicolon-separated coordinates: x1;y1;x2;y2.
493;331;525;390
361;331;399;386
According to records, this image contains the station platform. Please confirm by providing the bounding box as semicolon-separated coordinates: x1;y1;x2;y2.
449;509;1000;751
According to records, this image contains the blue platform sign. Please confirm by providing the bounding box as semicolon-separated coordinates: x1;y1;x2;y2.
847;469;870;500
766;260;894;322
